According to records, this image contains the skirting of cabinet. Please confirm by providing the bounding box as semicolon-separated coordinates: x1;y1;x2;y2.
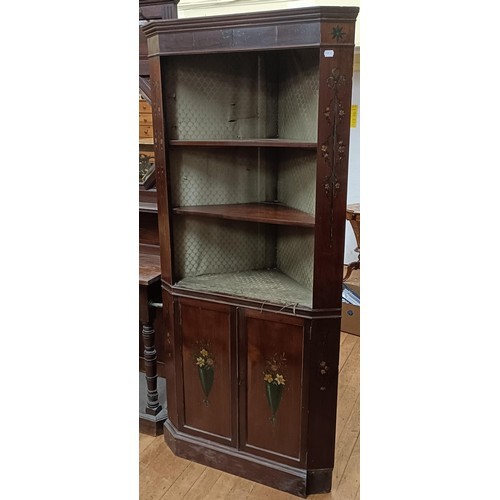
163;418;333;498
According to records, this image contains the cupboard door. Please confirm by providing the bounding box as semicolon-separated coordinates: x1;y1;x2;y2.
239;309;308;465
177;298;236;445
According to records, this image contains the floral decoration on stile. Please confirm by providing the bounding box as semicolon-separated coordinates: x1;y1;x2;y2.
322;67;348;247
263;353;287;424
194;342;215;406
319;360;330;391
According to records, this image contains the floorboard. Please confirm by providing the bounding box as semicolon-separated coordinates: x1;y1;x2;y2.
179;466;222;499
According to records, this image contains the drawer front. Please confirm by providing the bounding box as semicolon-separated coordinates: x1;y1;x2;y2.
139;99;152;114
140;124;153;139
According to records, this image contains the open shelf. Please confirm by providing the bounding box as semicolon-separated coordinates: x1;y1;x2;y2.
169;139;317;149
174;269;312;309
173;203;315;228
165;49;319;143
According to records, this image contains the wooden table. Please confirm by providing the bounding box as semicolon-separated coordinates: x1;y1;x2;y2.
344;203;360;282
139;249;166;435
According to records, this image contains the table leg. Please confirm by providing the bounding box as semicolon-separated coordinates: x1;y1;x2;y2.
343;246;360;282
142;322;162;416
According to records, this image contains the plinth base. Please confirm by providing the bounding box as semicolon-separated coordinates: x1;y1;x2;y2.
163;418;333;498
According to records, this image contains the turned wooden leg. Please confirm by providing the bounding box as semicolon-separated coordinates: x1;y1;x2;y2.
142;322;162;416
343;247;360;282
343;260;360;282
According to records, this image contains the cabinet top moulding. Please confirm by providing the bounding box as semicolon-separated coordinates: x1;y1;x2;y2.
142;6;359;56
169;139;317;149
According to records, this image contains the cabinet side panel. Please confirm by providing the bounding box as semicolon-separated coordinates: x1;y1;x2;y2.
179;300;233;441
306;318;341;469
163;289;179;427
150;56;174;283
242;312;305;462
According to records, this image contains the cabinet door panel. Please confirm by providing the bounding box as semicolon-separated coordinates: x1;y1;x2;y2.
240;309;307;464
178;298;235;444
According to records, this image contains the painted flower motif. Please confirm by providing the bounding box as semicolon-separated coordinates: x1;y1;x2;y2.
263;353;287;424
194;344;215;370
331;25;346;41
263;353;287;387
327;68;346;89
324;105;331;122
194;343;215;405
321;143;330;161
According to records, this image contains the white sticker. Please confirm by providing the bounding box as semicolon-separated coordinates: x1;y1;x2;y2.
324;49;334;58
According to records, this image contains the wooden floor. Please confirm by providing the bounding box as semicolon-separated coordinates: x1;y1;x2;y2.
140;331;360;499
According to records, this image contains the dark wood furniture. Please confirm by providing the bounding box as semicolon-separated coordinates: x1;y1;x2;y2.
139;0;179;436
143;6;359;497
139;187;165;378
139;246;166;435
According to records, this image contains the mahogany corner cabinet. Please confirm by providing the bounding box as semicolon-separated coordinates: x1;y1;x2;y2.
142;6;359;497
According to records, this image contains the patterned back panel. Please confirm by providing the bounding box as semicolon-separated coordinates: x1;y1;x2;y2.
277;50;319;141
166;53;266;140
277;150;316;215
173;217;276;280
170;148;275;206
277;227;315;291
165;50;318;141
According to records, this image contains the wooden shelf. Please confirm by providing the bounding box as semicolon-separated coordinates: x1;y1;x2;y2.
140;138;154;145
173;202;315;227
169;139;317;149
